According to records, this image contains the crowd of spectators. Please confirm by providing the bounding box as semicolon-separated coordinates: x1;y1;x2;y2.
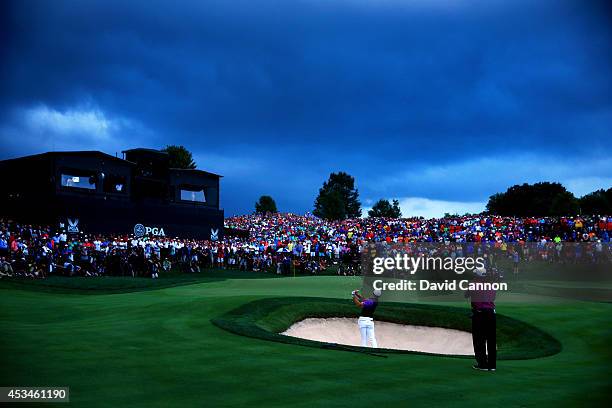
225;213;612;245
1;213;610;279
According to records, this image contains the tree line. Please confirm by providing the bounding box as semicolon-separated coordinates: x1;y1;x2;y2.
254;172;402;219
256;177;610;219
486;182;612;216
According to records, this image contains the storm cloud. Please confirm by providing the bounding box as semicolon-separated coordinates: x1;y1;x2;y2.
1;0;611;215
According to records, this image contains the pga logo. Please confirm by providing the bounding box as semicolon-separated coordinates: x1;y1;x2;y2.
67;218;79;233
134;223;166;238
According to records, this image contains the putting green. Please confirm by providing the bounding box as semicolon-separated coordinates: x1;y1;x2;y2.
1;274;611;407
519;281;612;302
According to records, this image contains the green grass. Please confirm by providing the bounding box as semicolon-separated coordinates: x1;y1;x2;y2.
512;280;612;302
0;274;611;407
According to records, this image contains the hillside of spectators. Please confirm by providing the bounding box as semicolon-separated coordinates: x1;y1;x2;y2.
1;213;610;279
225;213;612;245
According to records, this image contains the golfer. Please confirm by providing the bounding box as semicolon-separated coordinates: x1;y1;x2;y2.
352;288;381;348
465;267;497;371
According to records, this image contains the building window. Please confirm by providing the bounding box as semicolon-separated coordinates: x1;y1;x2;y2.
103;174;127;194
180;188;206;203
61;174;96;190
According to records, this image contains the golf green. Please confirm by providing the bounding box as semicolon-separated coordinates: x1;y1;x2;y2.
1;274;610;407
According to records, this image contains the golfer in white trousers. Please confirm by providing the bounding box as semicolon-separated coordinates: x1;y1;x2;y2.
352;289;381;347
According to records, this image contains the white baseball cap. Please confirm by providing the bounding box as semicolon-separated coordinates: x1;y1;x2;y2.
473;267;486;277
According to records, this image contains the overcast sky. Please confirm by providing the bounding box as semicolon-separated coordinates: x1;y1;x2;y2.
1;0;611;217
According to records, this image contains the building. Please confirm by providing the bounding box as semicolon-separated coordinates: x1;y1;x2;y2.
0;148;223;240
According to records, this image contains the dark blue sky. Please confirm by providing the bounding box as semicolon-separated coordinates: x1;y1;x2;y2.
1;0;611;217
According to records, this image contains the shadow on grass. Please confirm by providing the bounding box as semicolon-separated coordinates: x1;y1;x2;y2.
0;268;282;295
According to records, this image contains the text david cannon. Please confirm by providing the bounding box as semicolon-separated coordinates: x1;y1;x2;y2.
372;279;508;292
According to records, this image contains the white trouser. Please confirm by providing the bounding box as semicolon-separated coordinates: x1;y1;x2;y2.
358;317;377;348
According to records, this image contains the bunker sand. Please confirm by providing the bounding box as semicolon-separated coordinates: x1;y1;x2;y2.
282;317;474;355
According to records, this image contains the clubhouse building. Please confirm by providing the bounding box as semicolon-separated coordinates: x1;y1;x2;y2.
0;148;224;240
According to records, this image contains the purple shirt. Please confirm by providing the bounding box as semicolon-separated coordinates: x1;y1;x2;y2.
361;298;378;317
466;278;496;310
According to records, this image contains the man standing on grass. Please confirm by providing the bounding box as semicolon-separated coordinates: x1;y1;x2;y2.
352;288;381;347
465;267;497;372
512;250;520;279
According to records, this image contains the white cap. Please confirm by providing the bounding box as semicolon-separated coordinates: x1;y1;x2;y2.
473;267;486;277
373;289;382;297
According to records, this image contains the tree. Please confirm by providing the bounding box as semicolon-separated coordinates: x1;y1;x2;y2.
579;188;612;215
162;145;196;169
313;172;361;220
255;195;278;214
550;190;579;216
368;199;402;218
391;199;402;218
486;182;578;216
316;190;346;220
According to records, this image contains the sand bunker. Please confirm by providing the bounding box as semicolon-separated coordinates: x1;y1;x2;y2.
281;317;474;355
